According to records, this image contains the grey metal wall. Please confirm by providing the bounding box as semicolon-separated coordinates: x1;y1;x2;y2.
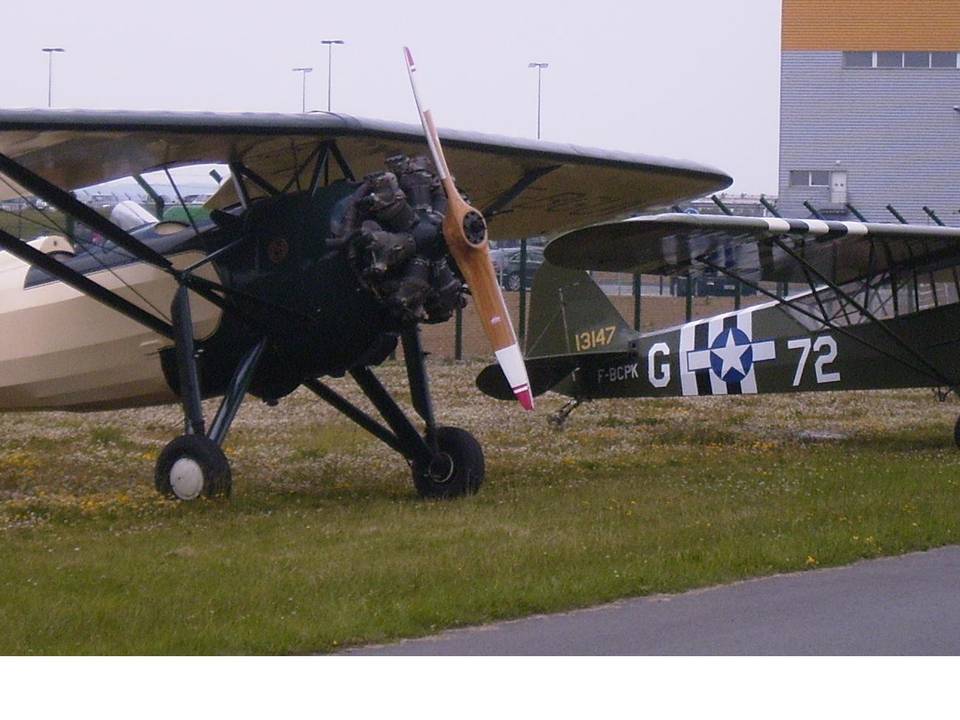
778;51;960;225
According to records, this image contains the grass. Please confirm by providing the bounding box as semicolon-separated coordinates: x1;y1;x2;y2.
1;361;959;653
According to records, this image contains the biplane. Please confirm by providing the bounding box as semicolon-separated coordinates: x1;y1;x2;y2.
0;53;731;501
477;213;960;440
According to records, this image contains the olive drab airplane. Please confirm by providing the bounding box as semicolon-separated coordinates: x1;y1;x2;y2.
477;213;960;439
0;51;731;501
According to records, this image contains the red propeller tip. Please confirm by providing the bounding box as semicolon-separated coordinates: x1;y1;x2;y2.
513;386;535;412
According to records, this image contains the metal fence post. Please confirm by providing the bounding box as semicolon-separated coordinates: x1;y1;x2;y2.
454;304;463;360
518;238;527;347
633;274;642;331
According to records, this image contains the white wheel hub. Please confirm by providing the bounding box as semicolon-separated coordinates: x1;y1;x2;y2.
170;457;205;500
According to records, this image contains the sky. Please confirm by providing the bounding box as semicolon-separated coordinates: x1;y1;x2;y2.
2;0;783;195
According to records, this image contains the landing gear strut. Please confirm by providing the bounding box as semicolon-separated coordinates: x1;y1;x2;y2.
306;325;485;498
549;397;583;429
154;284;267;500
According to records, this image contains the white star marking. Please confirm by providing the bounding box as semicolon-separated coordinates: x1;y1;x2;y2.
711;332;749;379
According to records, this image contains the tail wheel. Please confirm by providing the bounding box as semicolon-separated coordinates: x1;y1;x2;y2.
155;435;232;500
413;426;485;499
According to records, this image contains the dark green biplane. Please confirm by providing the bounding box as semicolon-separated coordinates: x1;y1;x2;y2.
478;213;960;440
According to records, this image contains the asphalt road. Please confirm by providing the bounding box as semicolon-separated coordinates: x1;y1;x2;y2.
346;546;960;655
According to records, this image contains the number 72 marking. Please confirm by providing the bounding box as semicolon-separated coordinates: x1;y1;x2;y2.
787;336;841;386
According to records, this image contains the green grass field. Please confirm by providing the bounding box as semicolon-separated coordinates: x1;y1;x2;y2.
1;361;959;654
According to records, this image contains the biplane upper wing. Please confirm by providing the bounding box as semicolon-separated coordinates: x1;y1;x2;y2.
0;110;731;239
545;213;960;285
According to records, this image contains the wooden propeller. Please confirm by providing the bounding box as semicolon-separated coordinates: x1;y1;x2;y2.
403;47;533;411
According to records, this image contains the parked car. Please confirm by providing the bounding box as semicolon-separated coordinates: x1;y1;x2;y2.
493;246;545;291
671;272;757;298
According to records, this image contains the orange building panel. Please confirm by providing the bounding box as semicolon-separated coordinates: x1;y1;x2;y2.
782;0;960;51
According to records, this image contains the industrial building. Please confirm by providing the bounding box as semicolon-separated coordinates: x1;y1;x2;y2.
778;0;960;224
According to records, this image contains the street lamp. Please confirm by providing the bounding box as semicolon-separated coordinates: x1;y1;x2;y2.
41;47;65;108
291;67;313;112
528;62;548;139
321;39;345;112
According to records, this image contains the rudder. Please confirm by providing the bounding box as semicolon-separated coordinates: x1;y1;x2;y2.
525;260;635;359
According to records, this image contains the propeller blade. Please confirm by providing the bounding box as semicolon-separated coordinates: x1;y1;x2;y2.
403;47;533;411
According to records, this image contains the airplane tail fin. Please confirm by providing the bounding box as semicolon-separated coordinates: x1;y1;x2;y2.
476;261;635;400
525;260;635;359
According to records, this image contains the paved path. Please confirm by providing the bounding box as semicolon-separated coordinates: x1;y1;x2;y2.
347;546;960;655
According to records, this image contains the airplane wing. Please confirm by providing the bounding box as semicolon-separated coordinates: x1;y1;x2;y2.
545;213;960;286
0;110;731;239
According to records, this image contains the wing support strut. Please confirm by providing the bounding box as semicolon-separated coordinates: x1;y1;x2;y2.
696;255;958;391
482;165;559;219
764;235;955;388
0;226;174;338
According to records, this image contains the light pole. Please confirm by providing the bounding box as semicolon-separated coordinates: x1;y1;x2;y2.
292;67;313;112
42;47;65;108
321;40;345;112
528;62;548;139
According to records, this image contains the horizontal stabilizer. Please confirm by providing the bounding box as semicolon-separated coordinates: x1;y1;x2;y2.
476;356;580;400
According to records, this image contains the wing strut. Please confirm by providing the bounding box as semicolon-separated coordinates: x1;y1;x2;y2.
763;234;955;387
482;165;559;219
0;153;174;271
0;227;173;338
696;255;957;391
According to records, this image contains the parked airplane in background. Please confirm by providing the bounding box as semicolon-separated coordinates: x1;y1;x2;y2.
478;213;960;440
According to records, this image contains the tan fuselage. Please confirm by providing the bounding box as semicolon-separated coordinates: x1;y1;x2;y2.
0;249;222;411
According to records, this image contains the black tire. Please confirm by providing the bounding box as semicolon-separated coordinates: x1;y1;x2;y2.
413;426;485;499
154;434;232;500
505;273;521;292
954;415;960;449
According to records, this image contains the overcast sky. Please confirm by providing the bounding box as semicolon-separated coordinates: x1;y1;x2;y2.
3;0;782;195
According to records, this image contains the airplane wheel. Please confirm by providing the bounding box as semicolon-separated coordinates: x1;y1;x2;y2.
155;435;232;500
413;426;485;499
